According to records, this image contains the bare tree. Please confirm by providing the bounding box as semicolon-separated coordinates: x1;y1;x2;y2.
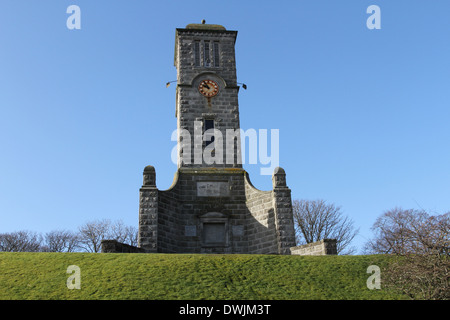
292;199;359;255
77;219;138;252
1;220;138;253
42;230;80;252
365;208;449;300
0;230;42;252
364;208;449;255
109;220;139;247
77;219;112;253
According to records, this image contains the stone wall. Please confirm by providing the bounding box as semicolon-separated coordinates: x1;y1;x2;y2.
290;239;338;256
175;28;238;87
138;165;159;253
174;27;242;170
101;240;145;253
271;167;297;255
175;74;241;169
137;167;297;255
244;173;278;254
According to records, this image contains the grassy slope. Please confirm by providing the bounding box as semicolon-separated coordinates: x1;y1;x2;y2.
0;252;406;300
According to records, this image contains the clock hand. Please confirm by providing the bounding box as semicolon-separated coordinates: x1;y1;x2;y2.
203;84;211;89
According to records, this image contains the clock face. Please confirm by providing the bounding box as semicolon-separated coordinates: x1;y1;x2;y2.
198;79;219;97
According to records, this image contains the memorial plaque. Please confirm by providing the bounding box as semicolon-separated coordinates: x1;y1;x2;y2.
197;181;229;197
185;225;197;237
203;223;226;245
232;225;244;236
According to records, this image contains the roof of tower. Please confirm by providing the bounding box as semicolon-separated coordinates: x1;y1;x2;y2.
185;23;226;31
185;20;226;31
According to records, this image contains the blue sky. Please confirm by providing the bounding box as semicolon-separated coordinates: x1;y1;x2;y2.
1;1;449;253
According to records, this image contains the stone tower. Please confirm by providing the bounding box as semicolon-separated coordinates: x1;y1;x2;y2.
137;22;296;254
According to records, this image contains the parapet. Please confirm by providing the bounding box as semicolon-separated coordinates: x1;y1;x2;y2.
290;239;338;256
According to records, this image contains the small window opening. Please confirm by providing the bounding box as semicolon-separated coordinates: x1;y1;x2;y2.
213;42;220;67
204;41;211;67
194;41;200;67
204;119;215;146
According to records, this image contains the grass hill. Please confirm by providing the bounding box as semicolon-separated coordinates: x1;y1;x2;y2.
0;252;406;300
